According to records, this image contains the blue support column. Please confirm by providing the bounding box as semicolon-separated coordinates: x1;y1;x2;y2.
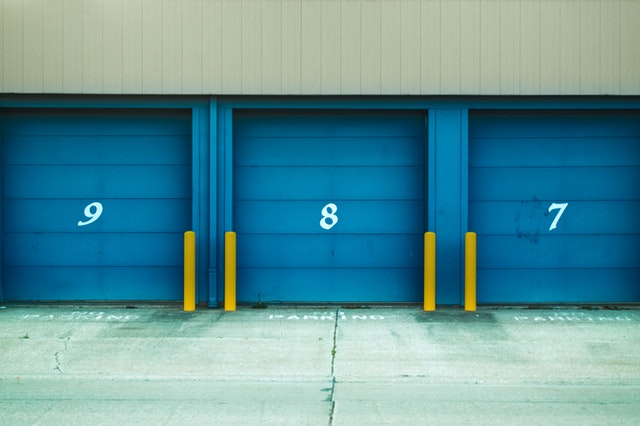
207;97;218;307
212;104;234;305
428;109;468;305
219;107;234;304
192;106;211;305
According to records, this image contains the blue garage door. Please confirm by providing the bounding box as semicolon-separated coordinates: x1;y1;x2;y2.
1;109;191;301
469;110;640;303
234;110;426;303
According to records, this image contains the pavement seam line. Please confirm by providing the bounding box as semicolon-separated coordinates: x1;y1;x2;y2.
328;308;339;426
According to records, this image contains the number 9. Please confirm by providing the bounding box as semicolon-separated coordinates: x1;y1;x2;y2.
77;202;103;227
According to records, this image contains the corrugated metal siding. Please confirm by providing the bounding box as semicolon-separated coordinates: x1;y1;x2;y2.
2;0;639;95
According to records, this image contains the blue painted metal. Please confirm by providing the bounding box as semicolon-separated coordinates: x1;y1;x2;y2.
192;106;211;304
232;110;427;303
1;109;192;301
3;95;639;305
217;96;640;111
429;109;468;305
0;95;208;109
207;97;219;307
218;107;235;304
0;111;3;301
469;110;640;303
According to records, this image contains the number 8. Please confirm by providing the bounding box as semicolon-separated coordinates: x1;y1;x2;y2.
320;203;339;230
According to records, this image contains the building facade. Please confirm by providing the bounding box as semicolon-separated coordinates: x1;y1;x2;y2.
1;0;639;305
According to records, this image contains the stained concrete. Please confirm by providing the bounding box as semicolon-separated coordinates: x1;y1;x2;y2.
1;305;639;425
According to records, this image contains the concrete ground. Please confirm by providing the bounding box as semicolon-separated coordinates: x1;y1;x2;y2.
1;304;639;425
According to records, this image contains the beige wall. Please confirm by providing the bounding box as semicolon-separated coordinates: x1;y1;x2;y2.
2;0;639;95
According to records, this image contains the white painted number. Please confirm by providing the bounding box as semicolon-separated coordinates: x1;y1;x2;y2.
320;203;339;230
548;202;568;231
78;202;103;227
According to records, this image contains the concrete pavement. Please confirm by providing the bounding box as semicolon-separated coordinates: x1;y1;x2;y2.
1;305;639;425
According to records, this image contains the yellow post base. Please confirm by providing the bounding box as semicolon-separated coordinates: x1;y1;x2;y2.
424;232;436;311
183;231;196;312
465;232;477;311
224;231;237;311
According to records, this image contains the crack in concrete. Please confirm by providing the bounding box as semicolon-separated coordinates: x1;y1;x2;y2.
328;308;339;426
330;308;339;376
53;337;70;373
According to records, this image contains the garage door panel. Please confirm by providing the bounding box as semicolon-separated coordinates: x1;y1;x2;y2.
470;111;640;138
236;166;423;201
470;201;640;235
470;137;640;167
470;110;640;303
3;109;191;136
5;165;191;198
235;111;426;138
235;110;425;303
235;200;424;234
4;199;190;233
477;235;640;269
4;267;183;301
5;136;190;165
477;269;640;304
238;234;422;268
469;167;640;201
2;109;191;301
236;137;423;167
5;233;184;266
237;268;422;303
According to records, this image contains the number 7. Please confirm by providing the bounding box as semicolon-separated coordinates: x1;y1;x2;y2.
548;202;568;231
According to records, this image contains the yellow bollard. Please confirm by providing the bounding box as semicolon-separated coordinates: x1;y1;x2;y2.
224;231;237;311
183;231;196;312
424;232;436;311
465;232;477;311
